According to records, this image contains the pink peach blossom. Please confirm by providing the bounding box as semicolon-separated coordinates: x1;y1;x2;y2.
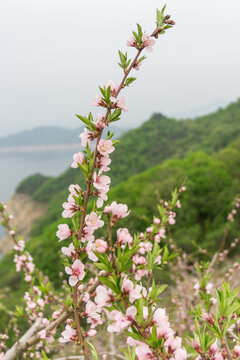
126;306;137;321
97;155;111;172
95;285;112;307
52;311;60;320
71;151;84;168
97;139;115;156
135;342;154;360
85;329;97;337
82;292;90;303
79;128;95;146
95;239;108;253
65;259;85;286
135;269;148;281
138;241;153;255
109;201;130;221
213;353;223;360
143;306;149;321
14;240;25;252
233;345;240;357
96;188;109;208
165;336;182;353
69;184;81;195
142;32;155;52
126;35;137;48
106;80;119;97
56;224;72;241
116;95;129;111
117;228;133;248
153;308;169;326
93;172;111;192
107;310;131;332
59;324;77;343
85;212;104;231
62;195;78;218
132;254;147;265
122;277;134;294
61;243;76;258
129;284;146;303
95;113;106;130
168;215;176;225
85;300;100;317
133;60;142;71
171;348;187;360
85;241;98;262
91;94;105;107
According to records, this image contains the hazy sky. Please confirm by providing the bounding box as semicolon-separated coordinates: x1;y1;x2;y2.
1;0;240;136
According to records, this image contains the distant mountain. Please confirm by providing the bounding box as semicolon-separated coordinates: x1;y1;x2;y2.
0;125;128;148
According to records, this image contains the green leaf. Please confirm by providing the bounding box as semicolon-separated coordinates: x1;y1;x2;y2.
99;86;106;98
72;235;80;250
136;298;143;324
75;114;92;127
94;263;109;272
108;109;122;122
125;77;137;86
15;305;24;317
123;260;134;272
118;50;125;63
156;4;168;30
152;323;158;345
106;132;114;140
72;213;80;230
132;31;139;44
87;342;99;360
125;331;142;342
121;345;136;360
41;351;50;360
98;276;119;294
137;23;143;40
78;163;89;176
106;85;111;103
162;245;170;263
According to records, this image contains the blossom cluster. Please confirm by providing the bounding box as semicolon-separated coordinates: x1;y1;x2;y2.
227;196;240;222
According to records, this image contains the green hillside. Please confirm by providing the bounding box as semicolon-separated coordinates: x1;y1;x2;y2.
0;100;240;321
8;138;239;289
16;99;240;234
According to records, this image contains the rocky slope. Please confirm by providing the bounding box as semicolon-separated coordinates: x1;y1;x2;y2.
0;193;47;254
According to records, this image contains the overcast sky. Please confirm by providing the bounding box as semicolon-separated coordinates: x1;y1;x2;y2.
0;0;240;136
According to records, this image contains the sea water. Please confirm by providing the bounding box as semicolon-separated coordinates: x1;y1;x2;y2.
0;150;74;256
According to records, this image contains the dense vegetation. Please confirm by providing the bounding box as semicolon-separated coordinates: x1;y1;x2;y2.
1;99;240;300
16;173;50;196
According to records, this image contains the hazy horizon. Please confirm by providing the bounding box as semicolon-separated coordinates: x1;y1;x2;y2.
1;97;237;138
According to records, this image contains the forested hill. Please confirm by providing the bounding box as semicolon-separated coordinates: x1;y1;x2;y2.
17;98;240;203
18;137;240;286
110;99;240;186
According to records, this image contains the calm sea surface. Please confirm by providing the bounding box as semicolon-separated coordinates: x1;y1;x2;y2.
0;150;74;240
